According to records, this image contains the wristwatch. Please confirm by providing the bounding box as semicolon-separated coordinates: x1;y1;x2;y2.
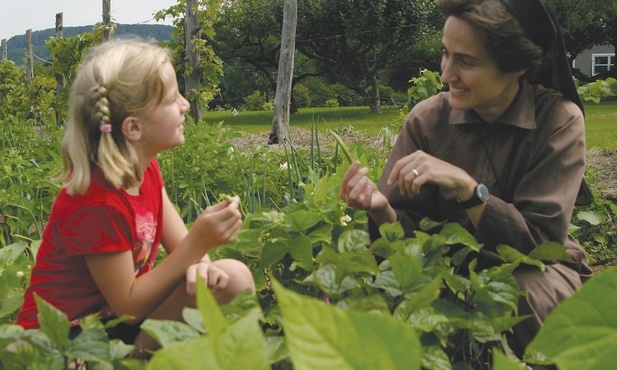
457;183;489;209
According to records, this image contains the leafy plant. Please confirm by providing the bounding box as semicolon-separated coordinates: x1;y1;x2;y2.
525;267;617;370
577;78;617;103
406;69;444;109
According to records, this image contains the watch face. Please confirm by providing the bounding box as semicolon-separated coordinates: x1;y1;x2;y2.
477;184;490;202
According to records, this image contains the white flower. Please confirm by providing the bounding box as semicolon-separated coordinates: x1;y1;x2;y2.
16;271;25;278
340;214;352;226
280;162;289;171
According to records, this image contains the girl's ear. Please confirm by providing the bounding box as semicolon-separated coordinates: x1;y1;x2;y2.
121;116;143;142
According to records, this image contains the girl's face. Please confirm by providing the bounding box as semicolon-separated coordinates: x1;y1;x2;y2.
141;62;190;156
440;16;526;123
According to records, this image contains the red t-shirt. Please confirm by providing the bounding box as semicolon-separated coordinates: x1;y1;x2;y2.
18;160;164;329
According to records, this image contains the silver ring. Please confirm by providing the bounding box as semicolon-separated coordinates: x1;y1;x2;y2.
411;169;419;178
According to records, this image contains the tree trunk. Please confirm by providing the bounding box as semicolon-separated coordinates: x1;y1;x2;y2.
185;0;202;123
268;0;297;145
369;74;381;113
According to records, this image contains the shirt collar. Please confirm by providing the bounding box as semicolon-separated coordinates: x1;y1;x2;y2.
448;80;537;130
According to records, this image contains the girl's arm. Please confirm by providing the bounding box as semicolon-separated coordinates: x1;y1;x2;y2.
85;189;241;322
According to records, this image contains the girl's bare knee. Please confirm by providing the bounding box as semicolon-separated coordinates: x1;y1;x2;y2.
211;259;256;302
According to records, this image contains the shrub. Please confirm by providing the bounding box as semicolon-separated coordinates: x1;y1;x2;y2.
324;98;339;108
292;84;312;108
244;90;270;111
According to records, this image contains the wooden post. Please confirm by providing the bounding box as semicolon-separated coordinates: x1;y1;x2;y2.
184;0;202;123
102;0;111;40
55;13;66;97
1;39;6;61
26;29;34;84
55;13;67;126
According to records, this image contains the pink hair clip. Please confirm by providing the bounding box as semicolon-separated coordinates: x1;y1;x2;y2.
100;124;112;133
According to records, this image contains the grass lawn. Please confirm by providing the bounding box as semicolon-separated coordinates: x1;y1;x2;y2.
203;106;403;137
584;100;617;151
204;101;617;151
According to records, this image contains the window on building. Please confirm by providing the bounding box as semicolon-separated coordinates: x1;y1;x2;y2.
592;53;615;75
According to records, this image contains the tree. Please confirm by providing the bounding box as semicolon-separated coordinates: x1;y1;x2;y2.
295;0;439;112
269;0;297;145
546;0;617;79
155;0;224;123
213;0;323;112
213;0;440;114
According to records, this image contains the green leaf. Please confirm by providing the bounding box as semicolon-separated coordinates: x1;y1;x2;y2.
379;222;405;242
147;311;269;370
234;229;264;252
140;319;200;348
439;223;482;252
369;238;395;258
289;235;314;269
314;264;358;296
394;277;442;320
334;251;379;284
260;240;289;268
527;242;574;263
196;274;229;338
335;295;391;315
0;242;27;265
337;229;371;253
526;267;617;370
307;223;334;245
285;210;322;232
576;210;605;225
108;339;134;361
421;344;452;370
34;293;70;348
371;270;404;296
182;307;207;334
493;349;526;369
470;266;522;317
388;252;422;288
496;245;544;270
272;278;421;370
67;327;111;364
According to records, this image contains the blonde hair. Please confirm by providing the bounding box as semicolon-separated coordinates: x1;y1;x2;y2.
57;39;173;195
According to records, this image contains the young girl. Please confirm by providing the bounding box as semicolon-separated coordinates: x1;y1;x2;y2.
17;39;255;354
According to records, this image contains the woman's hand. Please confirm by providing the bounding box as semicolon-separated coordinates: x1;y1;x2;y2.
189;197;243;251
185;262;230;296
387;150;477;200
340;161;396;225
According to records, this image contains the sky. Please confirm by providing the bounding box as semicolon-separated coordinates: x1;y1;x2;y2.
0;0;178;41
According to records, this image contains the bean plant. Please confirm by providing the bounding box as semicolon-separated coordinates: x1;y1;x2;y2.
2;65;617;368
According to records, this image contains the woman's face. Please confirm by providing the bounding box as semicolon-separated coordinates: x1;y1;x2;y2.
440;16;526;122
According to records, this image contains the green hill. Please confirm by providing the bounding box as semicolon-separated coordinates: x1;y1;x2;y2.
5;24;174;65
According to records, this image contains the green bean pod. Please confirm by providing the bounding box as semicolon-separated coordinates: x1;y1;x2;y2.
329;130;354;164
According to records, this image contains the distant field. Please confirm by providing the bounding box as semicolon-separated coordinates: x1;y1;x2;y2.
204;101;617;151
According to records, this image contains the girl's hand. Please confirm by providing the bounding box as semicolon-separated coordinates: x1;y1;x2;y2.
190;197;243;250
185;262;230;296
387;150;476;200
340;161;389;212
